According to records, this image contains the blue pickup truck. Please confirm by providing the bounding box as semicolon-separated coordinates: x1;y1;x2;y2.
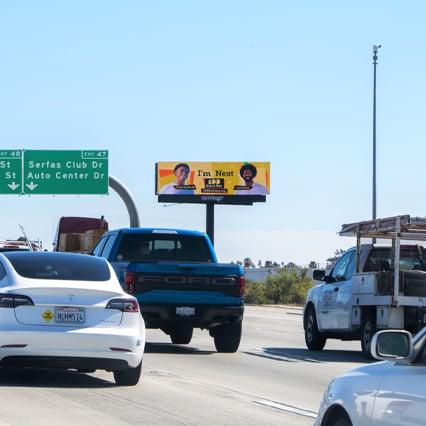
91;228;245;352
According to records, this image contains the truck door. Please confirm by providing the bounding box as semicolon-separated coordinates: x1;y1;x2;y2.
319;249;356;330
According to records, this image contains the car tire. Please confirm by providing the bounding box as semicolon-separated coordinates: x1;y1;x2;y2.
361;315;376;358
330;414;352;426
213;323;242;353
304;306;326;350
170;327;193;345
113;361;142;386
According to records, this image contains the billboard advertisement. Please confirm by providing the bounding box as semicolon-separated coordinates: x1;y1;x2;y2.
155;162;270;197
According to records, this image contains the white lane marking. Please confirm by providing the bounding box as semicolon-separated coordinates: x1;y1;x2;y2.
254;398;318;419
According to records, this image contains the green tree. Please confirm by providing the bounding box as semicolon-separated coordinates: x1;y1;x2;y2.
327;249;345;263
244;269;311;305
244;279;268;304
264;269;311;305
243;257;255;268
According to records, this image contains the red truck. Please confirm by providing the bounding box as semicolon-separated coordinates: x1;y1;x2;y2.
53;216;108;253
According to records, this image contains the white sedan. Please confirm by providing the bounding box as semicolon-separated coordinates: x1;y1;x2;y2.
0;251;145;386
315;328;426;425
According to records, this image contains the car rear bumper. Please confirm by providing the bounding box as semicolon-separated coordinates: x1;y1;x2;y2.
140;304;244;329
0;329;145;369
0;355;131;371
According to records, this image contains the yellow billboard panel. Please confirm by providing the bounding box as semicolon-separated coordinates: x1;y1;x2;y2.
156;162;270;196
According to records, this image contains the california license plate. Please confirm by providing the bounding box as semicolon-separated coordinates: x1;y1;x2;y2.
55;307;85;323
176;306;195;316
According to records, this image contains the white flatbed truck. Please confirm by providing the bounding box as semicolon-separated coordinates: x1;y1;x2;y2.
304;214;426;356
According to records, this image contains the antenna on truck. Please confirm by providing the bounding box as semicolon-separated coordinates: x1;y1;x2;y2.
19;224;34;251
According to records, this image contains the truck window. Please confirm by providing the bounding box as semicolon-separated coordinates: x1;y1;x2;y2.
92;234;117;258
117;234;214;262
366;247;426;272
330;250;355;282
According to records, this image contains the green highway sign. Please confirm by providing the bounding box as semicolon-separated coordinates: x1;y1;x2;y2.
0;150;24;194
0;150;109;195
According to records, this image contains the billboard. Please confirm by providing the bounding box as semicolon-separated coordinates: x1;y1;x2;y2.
156;162;270;199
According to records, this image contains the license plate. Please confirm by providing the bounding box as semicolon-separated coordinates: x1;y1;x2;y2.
55;307;85;323
176;306;195;316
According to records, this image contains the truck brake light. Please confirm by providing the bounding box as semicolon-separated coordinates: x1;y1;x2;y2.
238;276;245;296
124;272;135;293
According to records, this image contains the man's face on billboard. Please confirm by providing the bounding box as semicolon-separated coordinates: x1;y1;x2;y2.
175;166;189;181
242;168;254;183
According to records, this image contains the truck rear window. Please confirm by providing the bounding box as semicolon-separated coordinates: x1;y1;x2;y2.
116;234;214;263
366;247;426;272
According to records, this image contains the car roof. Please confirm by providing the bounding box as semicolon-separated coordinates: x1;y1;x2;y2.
107;228;207;237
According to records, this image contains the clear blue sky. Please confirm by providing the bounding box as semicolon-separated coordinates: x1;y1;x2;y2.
1;1;425;267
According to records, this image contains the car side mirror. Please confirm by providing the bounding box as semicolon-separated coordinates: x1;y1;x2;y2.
370;330;413;360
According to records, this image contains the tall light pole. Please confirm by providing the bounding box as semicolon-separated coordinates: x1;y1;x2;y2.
372;44;381;224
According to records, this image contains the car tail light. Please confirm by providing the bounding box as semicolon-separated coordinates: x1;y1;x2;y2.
124;272;135;293
0;294;34;308
238;276;245;296
106;298;140;313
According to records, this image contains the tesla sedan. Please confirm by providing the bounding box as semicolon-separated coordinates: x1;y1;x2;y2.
315;328;426;425
0;251;145;386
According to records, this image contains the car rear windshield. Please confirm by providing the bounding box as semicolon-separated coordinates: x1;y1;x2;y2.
3;252;111;281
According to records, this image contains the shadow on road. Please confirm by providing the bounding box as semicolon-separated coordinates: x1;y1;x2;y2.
145;341;215;355
0;368;115;388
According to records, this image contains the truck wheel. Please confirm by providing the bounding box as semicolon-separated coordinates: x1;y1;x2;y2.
213;323;242;353
170;327;193;345
304;306;326;350
361;316;376;358
113;361;142;386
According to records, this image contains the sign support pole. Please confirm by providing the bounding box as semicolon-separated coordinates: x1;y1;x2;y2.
206;203;214;245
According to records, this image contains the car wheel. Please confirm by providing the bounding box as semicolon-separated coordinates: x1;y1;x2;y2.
330;415;352;426
113;361;142;386
361;316;376;358
213;323;242;353
304;306;326;350
170;327;193;344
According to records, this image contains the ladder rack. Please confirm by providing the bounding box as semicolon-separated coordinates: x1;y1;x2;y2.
339;215;426;241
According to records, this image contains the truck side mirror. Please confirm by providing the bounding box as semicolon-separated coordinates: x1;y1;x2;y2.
313;269;325;281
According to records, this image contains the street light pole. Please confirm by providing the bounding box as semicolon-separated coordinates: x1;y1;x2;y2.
372;44;381;224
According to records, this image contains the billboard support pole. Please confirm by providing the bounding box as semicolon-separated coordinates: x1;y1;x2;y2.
206;203;214;245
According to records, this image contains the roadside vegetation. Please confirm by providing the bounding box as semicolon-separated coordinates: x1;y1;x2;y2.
244;268;312;305
238;250;344;306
